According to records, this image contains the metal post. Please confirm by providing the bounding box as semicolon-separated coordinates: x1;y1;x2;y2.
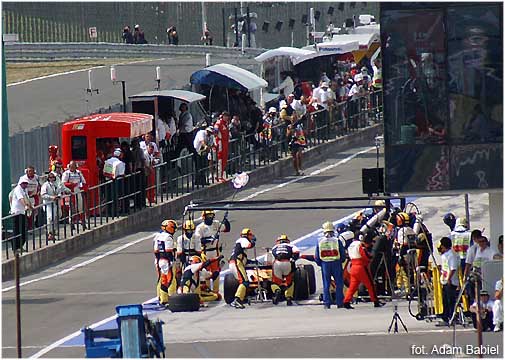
234;7;239;46
15;249;22;358
222;8;226;47
474;277;483;358
121;81;126;113
464;194;470;228
246;7;251;47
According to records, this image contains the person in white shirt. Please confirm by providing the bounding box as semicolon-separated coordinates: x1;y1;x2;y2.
438;237;460;325
140;133;159;154
493;279;503;332
41;172;70;240
291;96;309;119
469;290;495;331
62;161;87;231
465;236;497;272
9;177;33;250
103;149;126;216
273;72;294;98
193;127;216;185
318;82;336;110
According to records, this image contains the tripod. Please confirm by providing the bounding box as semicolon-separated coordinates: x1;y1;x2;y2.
388;304;409;334
373;252;394;299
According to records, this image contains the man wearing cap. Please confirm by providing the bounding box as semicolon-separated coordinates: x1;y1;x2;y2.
263;107;279;144
469;289;494;331
193;126;216;185
103;149;126;216
318;82;336;110
437;237;460;326
9;177;34;250
450;217;472;269
133;24;147;44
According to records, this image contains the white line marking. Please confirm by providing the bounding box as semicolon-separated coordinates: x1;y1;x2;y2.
27;145;374;358
168;328;474;344
2;234;153;292
7;58;165;87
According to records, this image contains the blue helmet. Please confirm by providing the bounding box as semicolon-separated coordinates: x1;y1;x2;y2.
443;213;456;231
335;223;348;234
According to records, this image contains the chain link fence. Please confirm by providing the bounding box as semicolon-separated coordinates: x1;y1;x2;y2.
2;2;379;48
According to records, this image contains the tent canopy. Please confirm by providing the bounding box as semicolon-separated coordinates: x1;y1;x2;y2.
190;63;268;92
254;47;316;63
128;90;206;103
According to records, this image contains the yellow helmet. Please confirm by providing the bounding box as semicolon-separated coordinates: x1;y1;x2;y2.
374;200;386;207
200;253;207;262
161;219;177;234
241;228;253;237
396;212;410;226
276;234;290;244
322;221;334;233
183;219;195;231
201;210;215;218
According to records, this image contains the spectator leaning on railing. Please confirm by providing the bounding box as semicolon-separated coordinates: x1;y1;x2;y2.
41;171;70;241
9;177;34;251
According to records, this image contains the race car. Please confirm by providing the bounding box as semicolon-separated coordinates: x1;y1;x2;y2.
223;249;316;304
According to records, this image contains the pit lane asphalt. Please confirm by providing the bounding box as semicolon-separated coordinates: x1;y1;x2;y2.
6;56;259;135
2;145;501;358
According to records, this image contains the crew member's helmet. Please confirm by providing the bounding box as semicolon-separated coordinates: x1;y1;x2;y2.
201;210;215;218
396;212;410;227
335;223;348;233
276;234;290;244
322;221;334;233
200;253;207;262
374;199;386;207
190;255;201;264
161;219;177;234
183;219;195;231
241;228;253;238
443;213;456;229
455;217;468;228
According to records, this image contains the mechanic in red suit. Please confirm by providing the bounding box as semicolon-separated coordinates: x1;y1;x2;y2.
214;111;230;182
343;233;385;309
48;145;62;172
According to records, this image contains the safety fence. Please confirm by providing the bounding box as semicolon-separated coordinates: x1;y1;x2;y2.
2;90;383;259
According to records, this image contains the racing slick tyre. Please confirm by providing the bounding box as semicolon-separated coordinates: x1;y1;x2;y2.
166;293;200;312
304;264;316;295
224;273;239;304
294;268;310;300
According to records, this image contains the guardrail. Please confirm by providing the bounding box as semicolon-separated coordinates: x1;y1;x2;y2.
2;91;383;259
4;42;266;61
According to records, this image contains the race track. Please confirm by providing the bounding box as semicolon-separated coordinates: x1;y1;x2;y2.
2;145;502;358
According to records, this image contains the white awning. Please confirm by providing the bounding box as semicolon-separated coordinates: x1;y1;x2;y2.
254;47;316;62
292;40;359;66
191;63;268;92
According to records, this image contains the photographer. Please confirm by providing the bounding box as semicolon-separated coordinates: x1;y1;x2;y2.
437;237;460;326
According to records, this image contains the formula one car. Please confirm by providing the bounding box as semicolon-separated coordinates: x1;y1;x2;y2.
223;249;316;304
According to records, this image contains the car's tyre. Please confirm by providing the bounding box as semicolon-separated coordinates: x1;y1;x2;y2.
224;273;239;304
304;264;316;295
166;293;200;312
294;268;309;300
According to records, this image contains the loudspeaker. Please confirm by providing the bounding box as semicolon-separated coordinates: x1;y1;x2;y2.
362;168;384;195
301;14;308;25
262;21;270;32
338;4;345;11
314;10;321;21
275;21;283;31
327;6;334;15
288;18;295;29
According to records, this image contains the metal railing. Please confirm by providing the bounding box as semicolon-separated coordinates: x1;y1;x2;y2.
1;90;383;259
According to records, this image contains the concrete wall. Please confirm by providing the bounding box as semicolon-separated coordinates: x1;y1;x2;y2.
2;125;381;281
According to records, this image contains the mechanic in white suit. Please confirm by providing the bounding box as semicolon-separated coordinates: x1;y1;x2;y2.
153;219;178;305
194;210;230;294
228;228;256;309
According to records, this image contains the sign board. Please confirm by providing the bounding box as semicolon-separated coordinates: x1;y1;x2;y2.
2;34;19;43
380;2;503;194
88;27;97;39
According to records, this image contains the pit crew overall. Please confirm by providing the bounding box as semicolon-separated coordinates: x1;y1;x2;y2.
271;242;300;300
194;218;230;293
153;231;177;304
344;240;378;304
214;117;229;180
316;233;346;307
229;237;255;302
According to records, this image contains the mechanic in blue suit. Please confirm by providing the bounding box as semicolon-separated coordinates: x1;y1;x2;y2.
315;221;346;309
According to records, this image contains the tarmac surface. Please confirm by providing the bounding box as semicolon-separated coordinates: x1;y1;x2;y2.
2;144;502;358
6;55;259;135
